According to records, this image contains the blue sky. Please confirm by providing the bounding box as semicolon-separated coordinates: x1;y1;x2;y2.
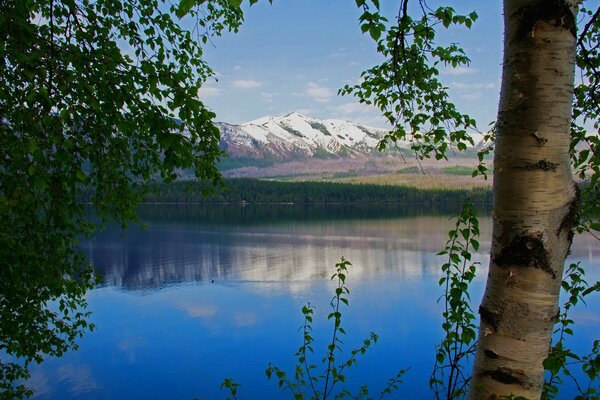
197;1;504;128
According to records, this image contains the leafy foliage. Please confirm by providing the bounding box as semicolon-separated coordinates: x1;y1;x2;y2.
430;203;480;399
572;5;600;239
221;257;408;400
0;0;243;396
341;1;479;161
543;263;600;400
221;377;242;400
219;258;407;400
441;166;478;176
263;258;407;400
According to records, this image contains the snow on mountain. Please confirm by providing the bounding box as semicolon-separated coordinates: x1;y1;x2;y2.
217;112;403;161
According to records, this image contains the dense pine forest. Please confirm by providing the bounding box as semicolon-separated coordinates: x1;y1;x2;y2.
145;178;493;205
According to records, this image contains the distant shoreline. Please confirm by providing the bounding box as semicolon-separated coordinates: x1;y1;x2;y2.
136;200;492;205
141;178;493;205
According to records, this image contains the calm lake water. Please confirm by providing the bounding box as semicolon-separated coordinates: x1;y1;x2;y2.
27;205;599;399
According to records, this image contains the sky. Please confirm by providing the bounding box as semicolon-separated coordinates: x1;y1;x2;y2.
194;0;504;128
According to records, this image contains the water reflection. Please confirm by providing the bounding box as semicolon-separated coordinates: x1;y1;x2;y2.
29;205;599;399
85;205;598;292
84;208;494;290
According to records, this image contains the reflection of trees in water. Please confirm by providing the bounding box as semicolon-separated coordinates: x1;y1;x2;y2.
86;209;599;292
85;214;496;290
134;204;492;226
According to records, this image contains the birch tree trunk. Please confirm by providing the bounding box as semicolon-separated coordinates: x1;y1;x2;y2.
469;1;580;398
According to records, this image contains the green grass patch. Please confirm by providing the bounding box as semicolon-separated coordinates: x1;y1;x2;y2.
442;165;475;176
218;157;273;171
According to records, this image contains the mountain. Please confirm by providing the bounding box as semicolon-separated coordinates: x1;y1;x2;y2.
217;112;406;162
214;112;489;181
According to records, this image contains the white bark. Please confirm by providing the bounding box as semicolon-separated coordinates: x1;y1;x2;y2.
469;0;580;398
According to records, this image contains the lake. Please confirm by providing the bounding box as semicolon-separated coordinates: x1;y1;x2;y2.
27;205;600;399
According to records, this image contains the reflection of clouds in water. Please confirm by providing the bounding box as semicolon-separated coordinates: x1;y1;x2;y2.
87;216;494;291
56;364;100;394
175;297;258;327
117;337;146;364
233;311;258;327
87;215;597;299
178;303;218;319
174;300;224;334
247;281;314;298
29;370;52;398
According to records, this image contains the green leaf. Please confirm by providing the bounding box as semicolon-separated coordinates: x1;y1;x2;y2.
177;0;205;18
369;26;382;41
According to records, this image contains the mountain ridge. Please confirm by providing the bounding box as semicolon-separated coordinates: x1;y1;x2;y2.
215;112;488;181
217;112;406;162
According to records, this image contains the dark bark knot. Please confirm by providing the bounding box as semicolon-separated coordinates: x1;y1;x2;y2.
479;305;501;332
523;159;559;171
493;235;556;279
482;367;524;386
484;349;499;359
531;131;548;145
516;0;577;39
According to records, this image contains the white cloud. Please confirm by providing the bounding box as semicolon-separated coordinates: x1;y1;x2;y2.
329;102;369;116
443;66;479;76
260;92;278;102
450;82;483;90
231;79;262;89
460;92;483;101
449;81;496;91
328;48;346;58
198;86;222;98
306;82;334;103
296;107;316;116
327;102;388;128
233;65;243;71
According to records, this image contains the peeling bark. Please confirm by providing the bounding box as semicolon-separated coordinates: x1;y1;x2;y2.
515;0;578;38
479;305;501;333
493;234;555;278
469;0;580;398
483;368;525;385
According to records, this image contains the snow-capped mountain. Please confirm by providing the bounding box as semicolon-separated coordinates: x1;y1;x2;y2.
217;112;403;161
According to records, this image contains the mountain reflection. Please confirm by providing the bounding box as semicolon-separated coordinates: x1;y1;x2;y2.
82;205;598;291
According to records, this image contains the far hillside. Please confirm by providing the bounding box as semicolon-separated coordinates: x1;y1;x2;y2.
213;112;493;189
147;178;493;205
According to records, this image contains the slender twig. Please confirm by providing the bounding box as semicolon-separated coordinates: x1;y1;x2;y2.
300;312;319;398
322;283;342;399
48;0;55;102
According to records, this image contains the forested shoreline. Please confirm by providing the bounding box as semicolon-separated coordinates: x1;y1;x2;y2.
143;178;493;205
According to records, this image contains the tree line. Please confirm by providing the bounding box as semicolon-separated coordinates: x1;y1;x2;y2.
143;178;493;205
